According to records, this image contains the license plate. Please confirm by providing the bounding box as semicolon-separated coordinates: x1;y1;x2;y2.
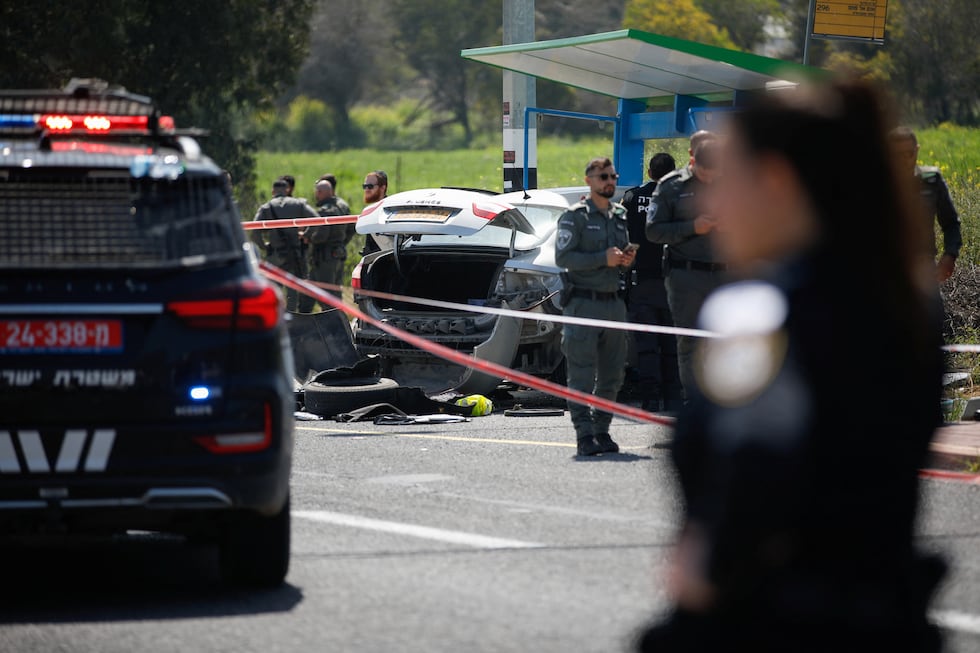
1;319;123;353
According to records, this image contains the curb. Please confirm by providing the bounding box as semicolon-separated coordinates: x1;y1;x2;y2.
926;423;980;475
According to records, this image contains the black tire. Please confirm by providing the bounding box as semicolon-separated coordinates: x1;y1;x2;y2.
219;496;291;588
302;376;400;417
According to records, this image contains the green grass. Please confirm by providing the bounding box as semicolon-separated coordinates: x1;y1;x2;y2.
254;136;626;215
253;126;980;271
915;124;980;266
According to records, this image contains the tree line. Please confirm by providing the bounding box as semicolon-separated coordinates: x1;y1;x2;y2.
2;0;975;207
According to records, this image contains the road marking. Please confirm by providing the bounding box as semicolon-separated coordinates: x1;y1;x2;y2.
394;433;576;447
293;509;545;550
295;424;576;448
367;473;454;485
931;609;980;635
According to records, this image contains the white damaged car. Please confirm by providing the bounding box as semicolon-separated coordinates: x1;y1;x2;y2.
350;187;573;395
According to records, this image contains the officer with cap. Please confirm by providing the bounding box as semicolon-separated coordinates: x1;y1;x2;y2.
647;135;726;400
251;177;318;312
305;179;355;294
555;156;636;456
621;152;682;412
889;126;962;282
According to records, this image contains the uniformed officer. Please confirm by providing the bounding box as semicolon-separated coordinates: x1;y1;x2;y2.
636;78;946;653
889;126;963;282
360;170;389;255
555;157;636;456
251;177;318;312
317;172;352;216
646;135;726;400
306;179;355;292
621;152;681;412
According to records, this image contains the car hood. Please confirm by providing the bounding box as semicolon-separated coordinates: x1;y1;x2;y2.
356;188;535;239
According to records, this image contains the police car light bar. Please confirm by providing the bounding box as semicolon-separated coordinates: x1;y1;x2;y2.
0;113;175;134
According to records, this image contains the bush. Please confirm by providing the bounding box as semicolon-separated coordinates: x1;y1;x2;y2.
284;96;336;151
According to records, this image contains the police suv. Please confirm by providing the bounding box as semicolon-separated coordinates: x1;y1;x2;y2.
0;80;294;587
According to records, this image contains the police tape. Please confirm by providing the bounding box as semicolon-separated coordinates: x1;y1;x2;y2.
242;215;359;231
304;278;718;340
942;344;980;353
258;261;675;426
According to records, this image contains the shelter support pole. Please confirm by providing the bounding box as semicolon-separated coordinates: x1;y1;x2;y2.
616;98;648;188
502;0;537;190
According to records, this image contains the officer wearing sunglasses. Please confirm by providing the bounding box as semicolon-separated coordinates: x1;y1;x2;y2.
360;170;389;255
555;157;635;457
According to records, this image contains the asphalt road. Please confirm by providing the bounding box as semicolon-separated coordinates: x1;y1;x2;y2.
1;402;979;653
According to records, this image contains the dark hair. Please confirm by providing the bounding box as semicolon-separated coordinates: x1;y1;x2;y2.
281;175;296;189
648;153;676;180
318;173;338;189
272;178;288;188
585;157;613;175
731;79;933;343
370;170;388;187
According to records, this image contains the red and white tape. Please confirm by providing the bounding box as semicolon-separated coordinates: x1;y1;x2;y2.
242;215;359;231
308;279;717;340
259;261;675;426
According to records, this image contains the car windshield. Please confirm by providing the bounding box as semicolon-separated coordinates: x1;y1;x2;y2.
0;168;243;270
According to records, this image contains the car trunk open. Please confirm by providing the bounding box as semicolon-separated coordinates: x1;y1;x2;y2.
364;248;508;315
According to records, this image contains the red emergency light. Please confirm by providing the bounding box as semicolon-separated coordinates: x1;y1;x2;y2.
38;114;175;134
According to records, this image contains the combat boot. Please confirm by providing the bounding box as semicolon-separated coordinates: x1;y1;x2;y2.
594;433;620;454
576;435;604;457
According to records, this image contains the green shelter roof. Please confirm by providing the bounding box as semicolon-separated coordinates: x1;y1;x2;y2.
462;29;825;101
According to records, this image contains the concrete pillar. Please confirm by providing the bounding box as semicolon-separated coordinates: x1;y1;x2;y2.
502;0;537;191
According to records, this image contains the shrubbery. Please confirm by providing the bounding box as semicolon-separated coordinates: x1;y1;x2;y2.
255;97;498;152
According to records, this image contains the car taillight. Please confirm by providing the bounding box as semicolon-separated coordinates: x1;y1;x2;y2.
167;280;283;330
195;403;272;453
472;201;508;220
350;261;363;290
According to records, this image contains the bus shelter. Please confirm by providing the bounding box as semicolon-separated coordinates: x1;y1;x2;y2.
462;29;826;187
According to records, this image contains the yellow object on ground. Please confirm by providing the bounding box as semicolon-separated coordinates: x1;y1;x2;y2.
455;394;494;416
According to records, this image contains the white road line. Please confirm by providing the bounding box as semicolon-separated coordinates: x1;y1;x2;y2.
931;609;980;635
293;509;545;550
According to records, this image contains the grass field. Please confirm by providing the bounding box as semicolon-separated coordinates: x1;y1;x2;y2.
255;127;979;262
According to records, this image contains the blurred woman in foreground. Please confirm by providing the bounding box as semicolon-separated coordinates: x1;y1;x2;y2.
635;79;947;651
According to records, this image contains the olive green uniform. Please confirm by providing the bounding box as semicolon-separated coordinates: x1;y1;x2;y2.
555;198;630;444
646;165;728;398
307;197;355;290
251;193;318;312
916;165;962;260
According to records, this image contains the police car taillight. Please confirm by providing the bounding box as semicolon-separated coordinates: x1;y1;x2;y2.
195;403;273;453
167;280;283;331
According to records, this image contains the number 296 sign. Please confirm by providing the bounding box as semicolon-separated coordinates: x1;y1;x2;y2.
812;1;888;43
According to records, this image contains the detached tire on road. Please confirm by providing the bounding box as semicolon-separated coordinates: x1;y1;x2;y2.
219;495;291;588
302;376;400;417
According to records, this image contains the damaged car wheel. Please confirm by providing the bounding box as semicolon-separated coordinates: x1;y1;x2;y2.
303;376;400;417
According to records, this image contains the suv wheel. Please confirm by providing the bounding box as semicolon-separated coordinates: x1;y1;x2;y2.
219;496;291;588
